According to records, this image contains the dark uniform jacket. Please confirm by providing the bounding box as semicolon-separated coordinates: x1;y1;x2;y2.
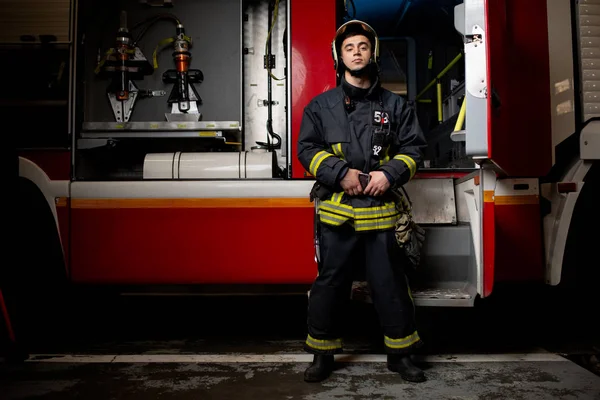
297;76;427;232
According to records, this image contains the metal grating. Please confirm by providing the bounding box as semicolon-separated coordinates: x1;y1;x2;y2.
579;0;600;121
351;281;476;307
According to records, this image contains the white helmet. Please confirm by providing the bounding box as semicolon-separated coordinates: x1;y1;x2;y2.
331;19;380;74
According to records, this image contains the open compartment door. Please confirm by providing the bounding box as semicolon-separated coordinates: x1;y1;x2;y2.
484;0;552;176
458;0;552;176
455;1;497;298
456;0;489;160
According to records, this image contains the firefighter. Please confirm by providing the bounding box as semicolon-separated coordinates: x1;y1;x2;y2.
297;20;428;383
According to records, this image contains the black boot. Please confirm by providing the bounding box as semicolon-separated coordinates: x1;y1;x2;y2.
304;354;334;382
387;354;426;382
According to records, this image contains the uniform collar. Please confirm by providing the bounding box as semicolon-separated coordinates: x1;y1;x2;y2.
341;74;381;101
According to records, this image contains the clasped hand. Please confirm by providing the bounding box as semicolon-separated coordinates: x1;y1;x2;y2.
340;169;390;197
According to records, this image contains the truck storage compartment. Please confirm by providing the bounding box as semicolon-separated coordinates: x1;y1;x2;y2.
74;0;288;180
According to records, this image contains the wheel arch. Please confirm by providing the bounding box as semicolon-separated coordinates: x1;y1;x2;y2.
18;156;70;268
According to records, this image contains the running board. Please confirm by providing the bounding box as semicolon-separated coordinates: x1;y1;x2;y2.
351;281;477;307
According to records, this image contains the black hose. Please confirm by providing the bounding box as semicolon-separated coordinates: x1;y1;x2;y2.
132;13;180;45
132;13;180;30
264;1;281;150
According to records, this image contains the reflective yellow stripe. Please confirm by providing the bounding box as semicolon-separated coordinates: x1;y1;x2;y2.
319;192;349;226
354;202;398;219
319;211;349;226
318;196;400;231
355;215;399;231
384;332;421;349
332;143;345;160
319;203;354;218
317;192;402;231
305;335;343;351
309;151;333;176
320;212;397;231
331;192;345;204
393;154;417;178
319;201;398;221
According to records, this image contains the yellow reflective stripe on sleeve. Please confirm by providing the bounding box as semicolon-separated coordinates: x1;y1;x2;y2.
309;151;334;176
332;143;345;160
384;332;421;349
393;154;417;178
305;335;343;351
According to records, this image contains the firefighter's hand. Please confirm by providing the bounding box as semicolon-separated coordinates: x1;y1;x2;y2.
340;168;364;196
364;171;390;196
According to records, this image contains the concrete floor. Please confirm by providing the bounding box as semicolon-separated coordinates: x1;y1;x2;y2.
1;353;599;399
1;284;599;399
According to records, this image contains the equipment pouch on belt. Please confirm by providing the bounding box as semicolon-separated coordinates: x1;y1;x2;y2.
391;187;425;269
309;182;334;202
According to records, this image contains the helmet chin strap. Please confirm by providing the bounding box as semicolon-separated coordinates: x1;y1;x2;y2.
348;66;369;77
345;59;375;78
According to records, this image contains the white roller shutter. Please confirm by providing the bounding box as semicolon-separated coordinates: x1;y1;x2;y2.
0;0;72;44
579;0;600;121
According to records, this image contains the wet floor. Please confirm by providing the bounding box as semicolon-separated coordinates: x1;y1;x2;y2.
2;355;599;399
1;283;599;399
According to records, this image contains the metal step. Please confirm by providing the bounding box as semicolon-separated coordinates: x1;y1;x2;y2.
351;281;477;307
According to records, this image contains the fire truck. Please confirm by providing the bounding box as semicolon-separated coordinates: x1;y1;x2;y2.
3;0;600;345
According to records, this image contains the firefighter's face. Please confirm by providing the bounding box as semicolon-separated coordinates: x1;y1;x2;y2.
340;34;372;72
